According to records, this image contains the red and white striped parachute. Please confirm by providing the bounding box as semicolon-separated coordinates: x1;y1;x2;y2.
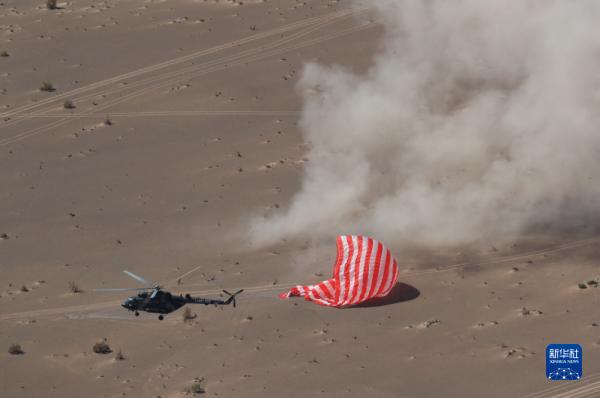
279;235;399;307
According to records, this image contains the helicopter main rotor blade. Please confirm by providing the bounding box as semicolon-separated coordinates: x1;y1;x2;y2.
123;270;153;287
94;287;151;292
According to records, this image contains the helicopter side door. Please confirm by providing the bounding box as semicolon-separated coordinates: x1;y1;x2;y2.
146;290;175;314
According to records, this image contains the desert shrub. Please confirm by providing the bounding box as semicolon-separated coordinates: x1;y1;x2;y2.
8;344;24;355
40;81;55;92
104;116;113;126
190;383;205;394
188;378;205;395
182;307;196;323
20;285;29;292
46;0;57;10
93;340;111;354
68;281;81;293
0;50;9;57
115;349;125;360
63;99;75;109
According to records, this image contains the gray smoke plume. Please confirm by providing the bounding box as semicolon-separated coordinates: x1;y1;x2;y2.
250;0;600;248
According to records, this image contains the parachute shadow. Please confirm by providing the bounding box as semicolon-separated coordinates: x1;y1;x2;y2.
352;282;420;308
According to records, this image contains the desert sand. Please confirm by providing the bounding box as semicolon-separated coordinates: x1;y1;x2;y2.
2;1;600;397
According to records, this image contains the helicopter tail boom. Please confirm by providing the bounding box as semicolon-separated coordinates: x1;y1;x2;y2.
184;289;243;307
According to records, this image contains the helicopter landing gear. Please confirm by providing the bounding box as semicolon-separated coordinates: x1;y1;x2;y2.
134;311;139;317
158;314;164;321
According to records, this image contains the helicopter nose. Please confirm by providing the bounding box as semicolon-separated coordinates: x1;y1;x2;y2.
121;300;131;309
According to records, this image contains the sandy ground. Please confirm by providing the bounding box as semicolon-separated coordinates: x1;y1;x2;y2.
2;1;600;397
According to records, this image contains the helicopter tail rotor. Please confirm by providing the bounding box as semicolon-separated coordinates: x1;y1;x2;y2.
222;289;244;308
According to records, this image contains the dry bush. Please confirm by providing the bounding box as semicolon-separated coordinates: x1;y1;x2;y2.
115;349;125;360
63;99;75;109
8;344;24;355
93;340;111;354
68;281;82;293
190;383;205;394
40;81;55;92
182;307;197;323
187;378;205;395
46;0;57;10
20;285;29;292
0;50;9;57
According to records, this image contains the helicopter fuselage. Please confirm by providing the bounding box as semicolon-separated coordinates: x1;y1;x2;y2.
121;289;241;318
121;290;186;314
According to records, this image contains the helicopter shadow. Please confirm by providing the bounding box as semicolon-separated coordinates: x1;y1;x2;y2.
351;282;420;308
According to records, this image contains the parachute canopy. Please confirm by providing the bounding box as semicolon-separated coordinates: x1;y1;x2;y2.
279;235;399;307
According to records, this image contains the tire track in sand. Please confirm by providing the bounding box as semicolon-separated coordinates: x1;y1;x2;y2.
1;7;362;127
0;8;362;122
522;374;600;398
8;110;300;118
2;237;594;322
0;17;375;146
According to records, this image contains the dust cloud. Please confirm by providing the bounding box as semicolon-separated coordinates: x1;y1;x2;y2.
250;0;600;248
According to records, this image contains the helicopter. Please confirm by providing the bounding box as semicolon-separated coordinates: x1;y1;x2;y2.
95;270;243;320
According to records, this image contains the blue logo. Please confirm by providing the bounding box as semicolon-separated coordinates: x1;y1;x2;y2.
546;344;582;380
